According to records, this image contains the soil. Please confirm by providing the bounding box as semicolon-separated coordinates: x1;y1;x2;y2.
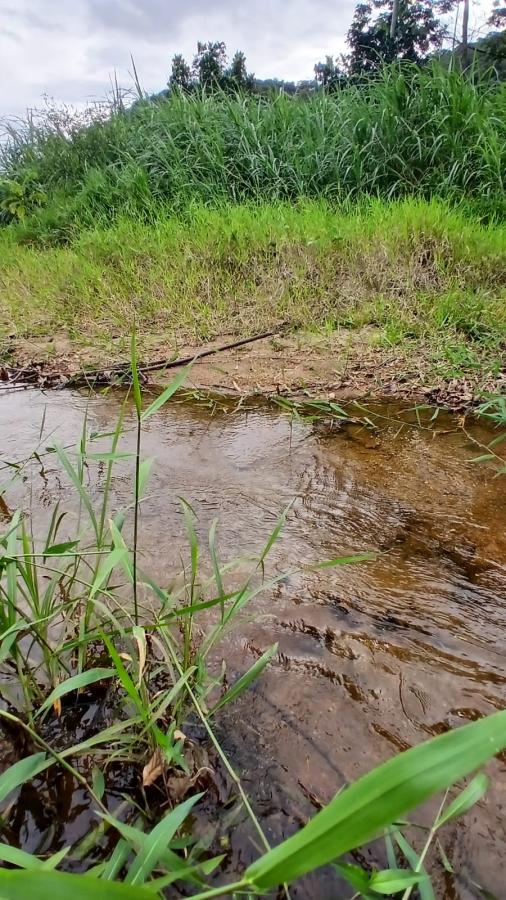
2;326;505;410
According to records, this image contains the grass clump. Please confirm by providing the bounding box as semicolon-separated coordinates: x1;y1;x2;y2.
0;198;505;363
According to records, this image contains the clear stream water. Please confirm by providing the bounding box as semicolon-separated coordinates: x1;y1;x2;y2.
1;388;506;898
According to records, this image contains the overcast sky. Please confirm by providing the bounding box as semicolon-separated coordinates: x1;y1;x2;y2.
0;0;495;121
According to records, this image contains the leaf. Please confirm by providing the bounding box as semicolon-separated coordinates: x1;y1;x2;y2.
0;843;44;869
0;870;153;899
245;710;506;890
435;772;490;828
51;443;98;540
37;669;115;715
209;643;278;716
369;869;424;894
140;366;190;422
132;625;147;688
92;766;106;801
209;518;225;620
334;862;371;892
437;839;454;874
41;847;71;870
137;458;153;498
130;334;142;417
179;497;199;600
90;545;128;598
470;454;496;463
312;551;375;569
0;753;49;805
125;793;202;885
393;832;435;900
42;541;79;557
142;747;166;788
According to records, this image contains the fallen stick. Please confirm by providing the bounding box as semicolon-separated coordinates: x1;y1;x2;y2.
69;327;284;387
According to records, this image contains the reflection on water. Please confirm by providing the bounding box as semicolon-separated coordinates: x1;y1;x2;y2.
1;388;506;897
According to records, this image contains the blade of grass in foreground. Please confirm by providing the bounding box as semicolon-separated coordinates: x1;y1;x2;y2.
0;871;153;899
0;752;49;805
245;709;506;890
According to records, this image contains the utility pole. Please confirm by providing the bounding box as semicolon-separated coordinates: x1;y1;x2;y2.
390;0;400;39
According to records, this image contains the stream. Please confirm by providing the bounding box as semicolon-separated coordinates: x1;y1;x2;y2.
1;388;506;898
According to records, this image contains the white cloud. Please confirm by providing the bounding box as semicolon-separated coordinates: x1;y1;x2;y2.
0;0;496;120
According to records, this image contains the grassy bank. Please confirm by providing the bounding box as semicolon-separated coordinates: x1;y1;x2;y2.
1;199;505;368
1;65;505;243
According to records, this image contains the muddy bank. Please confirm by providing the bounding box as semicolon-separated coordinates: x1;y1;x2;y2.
2;327;505;410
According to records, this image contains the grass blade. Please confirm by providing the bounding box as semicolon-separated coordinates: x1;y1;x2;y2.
246;710;506;890
37;669;116;716
209;643;278;716
0;870;153;899
435;773;490;828
141;366;190;422
0;753;49;805
125;794;202;884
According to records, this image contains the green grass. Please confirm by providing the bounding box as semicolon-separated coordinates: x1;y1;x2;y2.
1;199;505;368
1;63;505;242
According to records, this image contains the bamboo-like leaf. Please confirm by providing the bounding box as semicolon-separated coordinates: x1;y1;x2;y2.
90;546;128;598
209;518;225;620
42;541;79;556
312;551;375;569
0;870;153;899
37;669;115;715
52;443;98;539
132;625;147;687
0;753;49;805
179;498;198;600
246;710;506;890
0;843;44;869
131;334;142;417
137;458;153;498
334;862;371;892
435;772;490;828
101;633;144;716
92;766;106;801
437;839;454;874
369;869;424;894
210;643;278;716
394;832;435;900
125;793;202;885
140;366;190;422
40;847;71;870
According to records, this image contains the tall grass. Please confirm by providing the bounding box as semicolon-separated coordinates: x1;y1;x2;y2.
1;63;505;244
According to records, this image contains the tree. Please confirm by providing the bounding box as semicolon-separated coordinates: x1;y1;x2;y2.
169;54;192;92
346;1;457;75
192;41;227;89
225;50;255;92
460;0;470;68
489;1;506;28
314;55;345;89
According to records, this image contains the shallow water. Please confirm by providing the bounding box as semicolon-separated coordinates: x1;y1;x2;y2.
1;387;506;897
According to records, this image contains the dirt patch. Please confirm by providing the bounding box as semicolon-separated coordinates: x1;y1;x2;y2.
2;327;505;410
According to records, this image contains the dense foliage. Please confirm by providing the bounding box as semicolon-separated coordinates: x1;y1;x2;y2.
1;63;505;244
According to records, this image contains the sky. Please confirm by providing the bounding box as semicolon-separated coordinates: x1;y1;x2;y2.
0;0;496;121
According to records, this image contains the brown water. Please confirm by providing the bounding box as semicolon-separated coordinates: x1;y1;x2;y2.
1;388;506;898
